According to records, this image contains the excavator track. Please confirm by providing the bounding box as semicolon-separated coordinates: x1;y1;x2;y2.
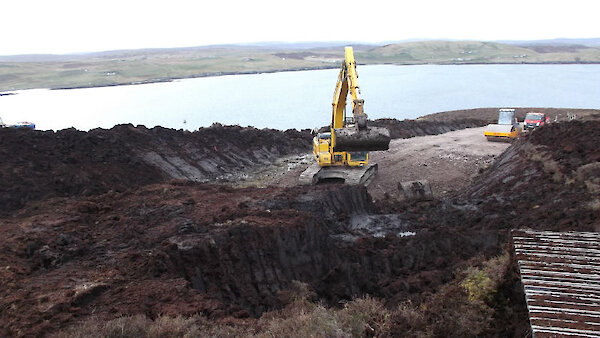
299;163;378;186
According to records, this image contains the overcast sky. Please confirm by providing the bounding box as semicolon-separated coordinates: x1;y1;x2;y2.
1;0;598;55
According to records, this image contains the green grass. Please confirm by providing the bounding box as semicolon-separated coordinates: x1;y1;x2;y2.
358;40;600;64
1;40;599;91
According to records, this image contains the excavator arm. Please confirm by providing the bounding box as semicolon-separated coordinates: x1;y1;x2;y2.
331;47;367;130
331;47;390;152
331;60;348;129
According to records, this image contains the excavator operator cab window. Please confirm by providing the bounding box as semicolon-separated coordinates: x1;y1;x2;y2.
349;152;367;161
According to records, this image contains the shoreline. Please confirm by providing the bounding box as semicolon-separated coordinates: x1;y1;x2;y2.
4;108;598;133
48;65;339;90
1;61;598;92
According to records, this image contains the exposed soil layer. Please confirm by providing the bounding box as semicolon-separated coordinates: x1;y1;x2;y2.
0;124;312;215
270;119;489;189
370;118;487;138
0;181;503;337
422;107;600;123
0;116;598;336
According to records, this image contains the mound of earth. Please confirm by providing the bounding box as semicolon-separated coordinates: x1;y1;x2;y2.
377;121;600;233
316;117;486;140
373;121;600;335
370;118;486;139
459;120;600;232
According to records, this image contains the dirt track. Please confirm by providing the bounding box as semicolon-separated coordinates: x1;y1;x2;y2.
369;127;509;199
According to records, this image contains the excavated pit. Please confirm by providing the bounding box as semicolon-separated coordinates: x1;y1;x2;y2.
0;171;495;336
164;185;377;316
0;124;312;215
1;116;599;336
0;181;506;336
0;118;488;217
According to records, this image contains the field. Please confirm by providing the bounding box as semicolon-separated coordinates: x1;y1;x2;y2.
1;40;599;91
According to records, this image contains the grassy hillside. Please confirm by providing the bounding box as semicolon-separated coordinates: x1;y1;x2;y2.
1;40;599;91
359;40;600;64
0;47;341;91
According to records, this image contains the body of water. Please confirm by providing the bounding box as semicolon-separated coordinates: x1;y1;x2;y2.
1;64;599;131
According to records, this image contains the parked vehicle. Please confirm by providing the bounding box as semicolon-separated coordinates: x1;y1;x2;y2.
524;112;549;131
483;108;522;142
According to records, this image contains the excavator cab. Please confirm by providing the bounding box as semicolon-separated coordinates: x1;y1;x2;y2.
313;133;332;162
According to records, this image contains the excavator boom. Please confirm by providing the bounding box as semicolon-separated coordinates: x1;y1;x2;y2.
331;47;390;152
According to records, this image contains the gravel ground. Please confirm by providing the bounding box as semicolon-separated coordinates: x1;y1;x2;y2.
264;127;510;200
368;126;509;199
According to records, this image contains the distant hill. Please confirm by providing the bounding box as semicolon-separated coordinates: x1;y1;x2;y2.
358;40;600;64
499;38;600;47
1;39;599;91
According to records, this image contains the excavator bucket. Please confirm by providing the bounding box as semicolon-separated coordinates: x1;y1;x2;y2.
333;127;391;152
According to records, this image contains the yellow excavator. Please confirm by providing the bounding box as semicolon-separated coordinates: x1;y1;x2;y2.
299;47;390;185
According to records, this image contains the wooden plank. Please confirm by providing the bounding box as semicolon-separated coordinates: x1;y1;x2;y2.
513;229;600;337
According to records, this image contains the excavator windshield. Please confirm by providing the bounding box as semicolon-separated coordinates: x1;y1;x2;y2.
349;152;367;161
525;113;542;121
